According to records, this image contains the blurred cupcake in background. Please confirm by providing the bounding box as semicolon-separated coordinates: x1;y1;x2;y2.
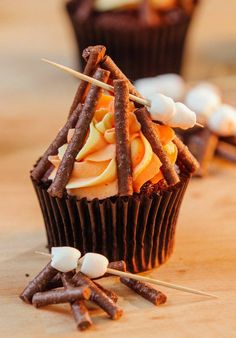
66;0;199;80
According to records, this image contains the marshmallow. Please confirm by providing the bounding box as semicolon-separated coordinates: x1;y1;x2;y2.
135;73;186;101
207;104;236;136
148;93;196;129
184;82;221;122
80;253;109;279
148;93;176;123
51;247;81;273
167;102;196;130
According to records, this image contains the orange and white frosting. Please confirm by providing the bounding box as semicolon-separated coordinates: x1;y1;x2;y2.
94;0;177;12
49;94;177;200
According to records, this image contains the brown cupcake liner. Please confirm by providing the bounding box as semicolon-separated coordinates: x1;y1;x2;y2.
32;174;190;273
66;7;192;80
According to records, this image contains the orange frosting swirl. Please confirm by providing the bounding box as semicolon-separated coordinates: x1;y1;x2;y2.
49;94;177;200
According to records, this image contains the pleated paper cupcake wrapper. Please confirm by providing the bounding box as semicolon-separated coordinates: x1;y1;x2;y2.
32;174;190;273
66;8;192;80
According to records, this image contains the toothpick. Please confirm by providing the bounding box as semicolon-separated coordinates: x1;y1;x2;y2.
42;58;204;129
106;268;217;298
35;251;216;298
42;58;148;107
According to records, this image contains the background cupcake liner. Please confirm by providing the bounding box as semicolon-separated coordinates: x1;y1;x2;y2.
32;174;190;273
66;6;192;80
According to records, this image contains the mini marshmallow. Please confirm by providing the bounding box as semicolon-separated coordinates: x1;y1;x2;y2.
80;253;109;279
168;102;196;130
135;73;186;101
207;104;236;136
184;82;221;122
148;93;176;123
51;247;81;273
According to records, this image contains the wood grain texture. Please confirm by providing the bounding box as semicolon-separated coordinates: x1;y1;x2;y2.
0;0;236;337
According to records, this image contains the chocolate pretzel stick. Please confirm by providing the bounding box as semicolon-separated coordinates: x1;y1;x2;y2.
73;272;123;320
69;45;106;117
120;277;167;306
93;282;118;303
62;273;93;331
20;262;58;303
32;286;91;308
101;56;142;98
114;80;133;196
173;137;199;174
100;55;198;175
48;68;110;198
31;104;82;181
139;0;160;26
108;260;127;272
135;107;180;186
44;273;63;290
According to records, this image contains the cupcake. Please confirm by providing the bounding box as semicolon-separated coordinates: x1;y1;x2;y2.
135;74;236;176
65;0;199;80
31;45;198;272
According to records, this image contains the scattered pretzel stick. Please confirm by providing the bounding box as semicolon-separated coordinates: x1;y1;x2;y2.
73;272;123;320
93;281;118;303
48;68;110;198
114;80;133;195
31;104;82;181
135;107;180;186
69;45;106;117
120;277;167;306
62;272;93;331
20;262;58;303
32;286;91;308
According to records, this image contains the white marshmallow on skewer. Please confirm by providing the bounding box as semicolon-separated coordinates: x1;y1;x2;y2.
184;82;221;123
148;94;197;129
51;247;81;272
80;253;109;279
207;104;236;136
168;102;197;130
148;93;176;123
135;73;186;101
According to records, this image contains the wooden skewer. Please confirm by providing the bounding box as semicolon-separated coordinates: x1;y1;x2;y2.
41;58;203;129
35;251;217;298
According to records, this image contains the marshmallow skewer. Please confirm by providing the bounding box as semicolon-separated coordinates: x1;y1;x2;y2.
42;59;203;128
36;251;216;298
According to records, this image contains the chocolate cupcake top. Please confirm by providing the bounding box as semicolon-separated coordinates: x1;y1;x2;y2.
67;0;198;28
31;45;198;200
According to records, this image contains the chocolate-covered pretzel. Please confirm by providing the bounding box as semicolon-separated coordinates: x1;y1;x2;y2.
135;107;180;186
73;272;123;320
93;281;119;303
31;104;82;181
20;262;58;303
69;45;106;116
101;55;142;98
32;286;91;308
114;79;133;196
48;68;110;198
120;277;167;306
173;136;200;174
62;272;93;331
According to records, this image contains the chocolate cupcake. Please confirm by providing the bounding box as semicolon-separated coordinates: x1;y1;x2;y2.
66;0;199;80
31;46;198;272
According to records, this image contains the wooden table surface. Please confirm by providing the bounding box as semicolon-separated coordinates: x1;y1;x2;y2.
1;1;236;337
